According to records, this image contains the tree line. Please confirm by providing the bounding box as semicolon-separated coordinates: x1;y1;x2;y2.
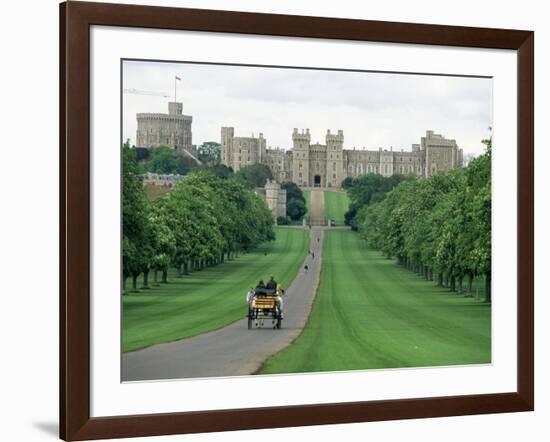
346;140;492;301
123;144;275;292
137;143;308;223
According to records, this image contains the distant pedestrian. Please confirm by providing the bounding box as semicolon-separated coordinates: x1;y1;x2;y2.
304;264;309;273
311;252;315;259
317;237;320;243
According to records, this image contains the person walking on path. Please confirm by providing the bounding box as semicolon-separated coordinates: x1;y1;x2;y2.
304;264;309;273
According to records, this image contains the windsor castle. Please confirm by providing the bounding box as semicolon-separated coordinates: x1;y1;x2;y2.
135;101;464;190
221;127;464;189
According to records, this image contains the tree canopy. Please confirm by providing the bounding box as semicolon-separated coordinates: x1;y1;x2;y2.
344;173;409;229
281;181;308;221
197;141;221;166
122;146;275;292
348;143;491;301
235;164;273;188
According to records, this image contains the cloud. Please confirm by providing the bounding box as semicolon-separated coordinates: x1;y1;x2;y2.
123;60;492;155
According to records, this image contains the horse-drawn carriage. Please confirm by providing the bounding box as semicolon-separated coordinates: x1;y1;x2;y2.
247;289;283;329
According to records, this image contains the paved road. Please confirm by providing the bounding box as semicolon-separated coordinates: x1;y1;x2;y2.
123;192;325;381
309;188;326;226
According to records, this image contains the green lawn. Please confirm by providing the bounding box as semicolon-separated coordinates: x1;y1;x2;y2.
259;229;491;374
303;190;311;215
324;191;350;226
123;227;309;352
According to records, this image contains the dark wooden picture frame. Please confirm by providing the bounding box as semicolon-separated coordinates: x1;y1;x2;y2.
60;1;534;440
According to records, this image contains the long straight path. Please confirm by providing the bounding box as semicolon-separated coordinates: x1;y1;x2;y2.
309;188;325;226
123;191;326;381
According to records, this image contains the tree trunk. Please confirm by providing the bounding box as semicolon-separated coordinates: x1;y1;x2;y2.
162;269;168;283
437;273;443;287
153;270;158;285
123;276;127;292
458;275;463;293
450;275;456;292
468;273;473;293
485;272;492;303
132;274;138;291
143;270;149;289
184;261;189;275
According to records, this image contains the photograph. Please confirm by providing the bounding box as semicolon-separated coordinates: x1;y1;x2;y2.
121;59;493;382
121;60;492;381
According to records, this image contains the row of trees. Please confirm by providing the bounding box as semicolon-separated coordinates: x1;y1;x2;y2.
348;141;492;301
344;173;409;228
123;144;275;292
280;182;307;222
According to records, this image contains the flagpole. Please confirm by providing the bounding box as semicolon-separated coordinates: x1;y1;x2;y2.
174;75;176;102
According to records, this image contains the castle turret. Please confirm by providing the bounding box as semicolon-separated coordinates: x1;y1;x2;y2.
168;102;183;115
136;101;192;153
421;130;459;177
325;129;344;188
291;129;311;187
221;127;234;168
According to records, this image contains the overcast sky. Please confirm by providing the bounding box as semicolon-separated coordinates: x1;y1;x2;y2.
122;60;492;156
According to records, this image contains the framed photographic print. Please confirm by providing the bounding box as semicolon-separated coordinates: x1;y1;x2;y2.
60;1;534;440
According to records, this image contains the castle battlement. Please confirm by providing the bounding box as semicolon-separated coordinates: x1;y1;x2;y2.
292;128;311;142
326;129;344;142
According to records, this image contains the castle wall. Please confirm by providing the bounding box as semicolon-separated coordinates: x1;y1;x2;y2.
308;143;327;187
422;130;461;177
220;127;463;188
264;179;287;219
221;128;265;171
344;150;381;176
265;148;288;182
